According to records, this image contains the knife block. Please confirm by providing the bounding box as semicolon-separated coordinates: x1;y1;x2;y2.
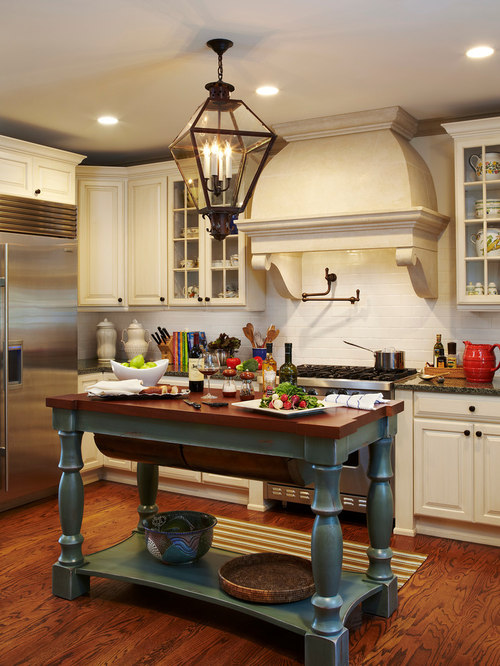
158;340;174;364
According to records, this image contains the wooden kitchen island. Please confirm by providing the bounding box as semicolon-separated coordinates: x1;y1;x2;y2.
46;391;404;666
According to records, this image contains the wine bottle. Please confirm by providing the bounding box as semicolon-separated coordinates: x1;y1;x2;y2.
262;343;277;396
433;334;444;366
188;332;204;392
279;342;298;385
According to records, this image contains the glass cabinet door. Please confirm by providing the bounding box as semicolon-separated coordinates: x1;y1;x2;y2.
171;180;202;303
206;231;242;303
462;143;500;301
168;178;245;306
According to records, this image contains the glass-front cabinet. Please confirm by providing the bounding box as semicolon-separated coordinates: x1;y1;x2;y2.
168;179;244;306
444;118;500;309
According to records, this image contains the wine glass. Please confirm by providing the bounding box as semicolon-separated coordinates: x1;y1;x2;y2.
200;350;220;399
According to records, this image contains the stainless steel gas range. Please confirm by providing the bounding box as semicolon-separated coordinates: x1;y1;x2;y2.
264;364;417;513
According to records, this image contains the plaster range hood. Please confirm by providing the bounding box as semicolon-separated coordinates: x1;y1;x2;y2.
236;106;449;299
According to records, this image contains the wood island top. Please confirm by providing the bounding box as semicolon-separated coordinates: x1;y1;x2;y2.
46;390;404;441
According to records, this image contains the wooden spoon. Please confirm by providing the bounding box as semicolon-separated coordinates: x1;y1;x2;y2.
265;326;280;343
242;323;255;346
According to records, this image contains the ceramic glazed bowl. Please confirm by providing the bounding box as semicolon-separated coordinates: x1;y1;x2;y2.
474;200;500;218
143;511;217;565
110;358;169;386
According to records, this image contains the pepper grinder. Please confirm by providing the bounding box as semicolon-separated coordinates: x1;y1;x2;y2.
96;317;117;364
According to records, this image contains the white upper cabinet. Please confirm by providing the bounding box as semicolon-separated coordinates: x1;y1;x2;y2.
77;173;126;308
168;178;245;307
76;163;265;310
443;117;500;309
0;134;84;204
167;177;265;309
127;171;168;306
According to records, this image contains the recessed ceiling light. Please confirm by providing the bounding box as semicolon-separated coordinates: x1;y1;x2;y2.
98;115;118;125
256;86;279;96
466;45;494;59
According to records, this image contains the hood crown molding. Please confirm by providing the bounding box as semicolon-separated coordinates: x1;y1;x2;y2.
238;106;449;299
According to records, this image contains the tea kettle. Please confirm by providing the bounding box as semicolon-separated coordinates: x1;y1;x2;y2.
462;340;500;383
121;319;150;360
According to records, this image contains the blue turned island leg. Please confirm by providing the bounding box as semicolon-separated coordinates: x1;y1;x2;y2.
305;464;349;666
363;435;398;616
52;428;90;600
136;462;159;532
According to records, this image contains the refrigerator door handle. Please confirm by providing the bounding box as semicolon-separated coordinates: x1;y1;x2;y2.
0;250;8;492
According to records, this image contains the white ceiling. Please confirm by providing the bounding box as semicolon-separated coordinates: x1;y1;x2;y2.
1;0;499;165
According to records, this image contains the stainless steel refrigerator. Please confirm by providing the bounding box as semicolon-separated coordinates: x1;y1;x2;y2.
0;194;78;511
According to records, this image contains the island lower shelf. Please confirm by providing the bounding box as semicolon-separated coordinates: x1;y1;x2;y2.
71;532;384;634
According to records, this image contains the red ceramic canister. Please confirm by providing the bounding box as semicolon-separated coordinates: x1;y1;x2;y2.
462;341;500;383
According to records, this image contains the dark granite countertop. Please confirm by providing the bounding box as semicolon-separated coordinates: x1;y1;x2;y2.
395;375;500;396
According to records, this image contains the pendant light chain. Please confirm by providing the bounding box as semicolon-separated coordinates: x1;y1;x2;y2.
217;52;224;82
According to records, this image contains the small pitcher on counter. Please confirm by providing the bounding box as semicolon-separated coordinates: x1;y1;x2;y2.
463;340;500;383
121;319;150;360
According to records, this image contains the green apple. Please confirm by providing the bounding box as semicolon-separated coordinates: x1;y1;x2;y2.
145;362;157;368
121;362;130;367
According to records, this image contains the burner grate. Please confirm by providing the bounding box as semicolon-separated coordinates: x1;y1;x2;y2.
296;364;416;381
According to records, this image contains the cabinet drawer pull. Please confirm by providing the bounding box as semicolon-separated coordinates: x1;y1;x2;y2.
469;405;476;412
464;429;470;436
476;431;483;438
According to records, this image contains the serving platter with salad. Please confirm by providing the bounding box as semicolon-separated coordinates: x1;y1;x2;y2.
232;382;337;418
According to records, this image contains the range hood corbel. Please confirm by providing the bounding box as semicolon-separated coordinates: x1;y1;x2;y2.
239;107;449;300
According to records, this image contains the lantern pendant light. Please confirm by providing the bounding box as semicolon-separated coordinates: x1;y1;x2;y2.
169;38;277;241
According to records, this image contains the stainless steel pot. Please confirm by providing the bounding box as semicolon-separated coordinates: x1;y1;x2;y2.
344;340;405;370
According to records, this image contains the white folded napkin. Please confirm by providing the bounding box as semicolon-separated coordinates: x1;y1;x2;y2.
87;379;144;397
324;392;389;410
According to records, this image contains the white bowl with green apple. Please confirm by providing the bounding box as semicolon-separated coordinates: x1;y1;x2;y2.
111;356;169;386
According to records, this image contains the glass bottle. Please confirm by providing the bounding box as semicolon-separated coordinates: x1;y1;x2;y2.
433;334;444;366
278;342;298;385
447;342;457;369
188;332;204;393
262;343;277;396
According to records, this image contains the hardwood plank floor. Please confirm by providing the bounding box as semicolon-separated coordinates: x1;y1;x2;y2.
1;480;499;665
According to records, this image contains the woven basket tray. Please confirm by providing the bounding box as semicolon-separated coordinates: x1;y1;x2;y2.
218;552;314;604
422;366;466;378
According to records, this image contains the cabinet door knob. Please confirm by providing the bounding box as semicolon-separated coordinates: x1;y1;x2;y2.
464;429;470;436
469;405;476;412
159;297;165;302
34;188;41;195
197;297;203;302
117;297;123;303
204;296;210;302
476;430;483;438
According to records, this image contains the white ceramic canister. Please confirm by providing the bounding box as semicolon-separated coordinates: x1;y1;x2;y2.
474;199;500;218
121;319;150;360
96;318;117;363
